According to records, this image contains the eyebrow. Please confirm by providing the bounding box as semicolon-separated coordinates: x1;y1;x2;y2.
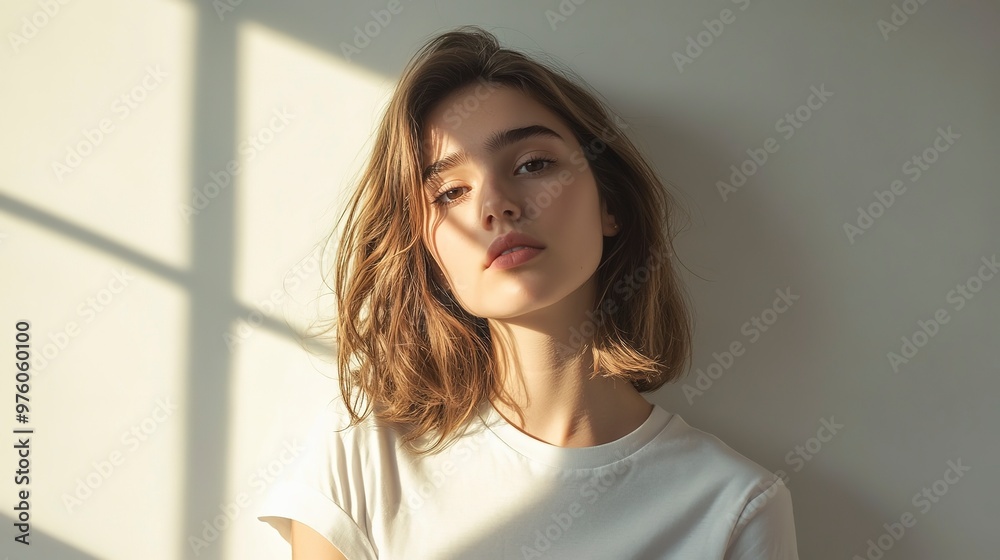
421;124;565;187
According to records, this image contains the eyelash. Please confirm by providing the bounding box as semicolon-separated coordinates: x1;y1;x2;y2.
430;156;558;207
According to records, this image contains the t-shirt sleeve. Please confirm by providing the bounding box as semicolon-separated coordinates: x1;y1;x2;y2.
257;399;379;560
723;477;800;560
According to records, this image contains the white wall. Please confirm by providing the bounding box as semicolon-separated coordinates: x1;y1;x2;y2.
1;0;996;558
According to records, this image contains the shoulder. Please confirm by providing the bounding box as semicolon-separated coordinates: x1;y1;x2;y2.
651;411;790;513
306;395;409;448
656;412;778;475
301;394;442;467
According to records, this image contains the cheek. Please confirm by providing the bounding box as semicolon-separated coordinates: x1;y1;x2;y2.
550;174;598;220
433;223;472;276
422;209;448;258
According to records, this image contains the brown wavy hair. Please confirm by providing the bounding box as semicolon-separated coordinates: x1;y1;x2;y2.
304;25;694;456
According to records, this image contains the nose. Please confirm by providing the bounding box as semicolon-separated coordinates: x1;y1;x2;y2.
480;175;524;227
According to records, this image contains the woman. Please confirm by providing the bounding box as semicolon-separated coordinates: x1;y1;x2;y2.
259;25;799;559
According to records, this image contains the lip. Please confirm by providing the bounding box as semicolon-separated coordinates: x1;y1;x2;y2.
485;231;546;269
489;247;543;270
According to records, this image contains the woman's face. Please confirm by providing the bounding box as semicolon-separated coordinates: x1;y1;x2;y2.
420;83;618;321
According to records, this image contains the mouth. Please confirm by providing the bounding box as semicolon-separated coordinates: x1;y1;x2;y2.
488;246;544;270
485;232;546;269
500;245;531;256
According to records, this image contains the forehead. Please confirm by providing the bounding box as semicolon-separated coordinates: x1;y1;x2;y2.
421;84;570;161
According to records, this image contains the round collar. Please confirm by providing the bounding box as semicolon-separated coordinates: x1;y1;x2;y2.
475;398;672;470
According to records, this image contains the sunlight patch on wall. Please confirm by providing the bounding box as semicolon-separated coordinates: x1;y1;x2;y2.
0;0;196;271
228;19;391;559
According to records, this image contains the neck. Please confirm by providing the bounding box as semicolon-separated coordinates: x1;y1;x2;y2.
487;310;653;448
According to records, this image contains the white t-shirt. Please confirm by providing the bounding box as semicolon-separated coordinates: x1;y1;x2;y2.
258;396;799;559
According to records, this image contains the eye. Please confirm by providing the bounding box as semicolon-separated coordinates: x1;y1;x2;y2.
516;156;557;175
430;156;558;207
430;186;469;206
